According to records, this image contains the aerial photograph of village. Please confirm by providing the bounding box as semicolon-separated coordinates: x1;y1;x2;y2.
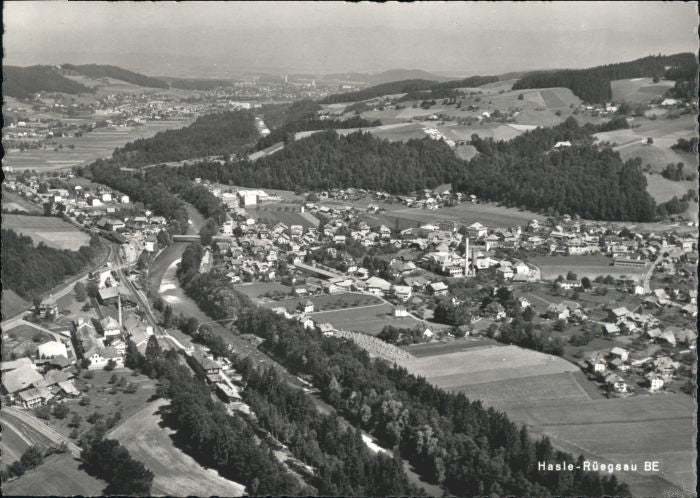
0;2;697;497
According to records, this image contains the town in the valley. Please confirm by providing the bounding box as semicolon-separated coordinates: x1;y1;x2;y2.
1;2;697;497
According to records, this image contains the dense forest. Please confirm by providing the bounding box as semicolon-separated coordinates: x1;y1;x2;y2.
181;131;464;193
61;64;169;89
3;65;93;99
178;117;657;221
459;117;658;220
175;266;629;497
513;53;697;103
1;228;103;299
107;110;258;167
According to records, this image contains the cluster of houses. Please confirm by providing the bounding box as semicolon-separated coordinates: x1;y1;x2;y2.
1;354;79;409
583;346;689;395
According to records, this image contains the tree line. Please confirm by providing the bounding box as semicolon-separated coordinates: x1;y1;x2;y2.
176;259;629;496
107;110;257;168
513;52;696;103
1;228;102;299
62;64;169;89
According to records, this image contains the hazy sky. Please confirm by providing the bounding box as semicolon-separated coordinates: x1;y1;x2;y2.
4;1;698;76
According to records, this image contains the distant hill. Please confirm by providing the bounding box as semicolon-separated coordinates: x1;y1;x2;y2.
62;64;169;89
513;53;697;103
3;65;93;99
158;76;234;91
320;74;499;104
322;69;455;85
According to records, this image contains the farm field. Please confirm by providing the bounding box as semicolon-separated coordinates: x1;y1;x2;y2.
110;399;246;497
381;201;545;229
3;119;193;172
1;289;31;320
404;337;504;358
404;345;579;388
247;203;319;228
235;281;292;299
2;214;90;250
1;189;42;213
645;174;696;203
528;254;647;281
310;302;434;335
0;408;59;468
507;394;696;496
2;453;106;496
264;292;383;313
400;341;696;496
611;78;676;104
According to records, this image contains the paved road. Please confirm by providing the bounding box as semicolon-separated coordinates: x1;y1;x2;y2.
642;254;663;293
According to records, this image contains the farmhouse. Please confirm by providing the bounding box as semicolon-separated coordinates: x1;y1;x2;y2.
190;350;222;383
428;282;449;296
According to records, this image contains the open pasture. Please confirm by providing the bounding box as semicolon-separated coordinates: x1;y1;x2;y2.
0;409;57;464
2;214;90;250
266;292;383;313
404;337;504;358
529;254;647;281
611;78;676;104
2;453;107;496
2;190;42;213
110;399;246;497
1;289;31;319
310;302;431;335
645;174;696;203
248;204;319;228
454;371;595;407
235;281;292;299
384;201;545;228
404;345;579;389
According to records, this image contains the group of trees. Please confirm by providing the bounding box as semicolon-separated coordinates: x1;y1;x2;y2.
458;117;658;221
81;438;154;495
661;162;695;181
240;362;420;495
377;325;431;346
0;446;48;482
671;137;698;154
1;228;102;299
513;52;696;103
125;342;308;495
176;261;629;496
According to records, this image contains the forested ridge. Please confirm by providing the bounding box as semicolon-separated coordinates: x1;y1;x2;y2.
108;110;258;167
1;228;103;299
320;75;499;104
61;64;169;89
3;65;93;99
177;117;657;221
456;117;658;220
173;265;629;497
182;130;465;193
513;52;697;103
